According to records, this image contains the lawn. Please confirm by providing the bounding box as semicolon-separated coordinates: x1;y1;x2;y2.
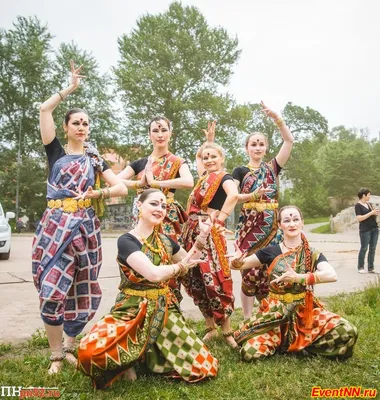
1;280;379;400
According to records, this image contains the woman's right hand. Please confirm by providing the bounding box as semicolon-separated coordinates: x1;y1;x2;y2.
226;243;247;269
69;60;86;90
253;184;273;199
202;120;216;143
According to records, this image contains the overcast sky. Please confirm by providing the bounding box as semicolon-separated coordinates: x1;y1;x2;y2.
2;0;379;138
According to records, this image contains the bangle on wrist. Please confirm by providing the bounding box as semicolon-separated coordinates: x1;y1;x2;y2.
219;210;229;218
215;219;224;226
299;274;306;285
58;91;65;101
97;189;103;199
274;118;285;128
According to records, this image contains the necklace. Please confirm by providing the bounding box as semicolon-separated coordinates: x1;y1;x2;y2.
64;144;85;155
247;163;261;169
282;241;302;252
133;229;163;254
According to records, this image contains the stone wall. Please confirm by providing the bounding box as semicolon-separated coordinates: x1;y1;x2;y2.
331;195;380;232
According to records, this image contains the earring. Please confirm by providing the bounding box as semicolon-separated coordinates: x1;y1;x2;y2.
64;132;68;140
138;209;142;219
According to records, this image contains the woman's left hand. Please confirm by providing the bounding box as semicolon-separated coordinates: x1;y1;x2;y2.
198;210;217;236
260;100;280;121
71;186;101;200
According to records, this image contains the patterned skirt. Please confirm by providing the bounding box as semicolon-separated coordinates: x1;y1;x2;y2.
181;215;234;324
32;206;102;336
236;208;279;298
234;295;358;361
77;290;218;389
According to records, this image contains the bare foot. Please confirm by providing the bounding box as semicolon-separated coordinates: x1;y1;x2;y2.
124;367;137;381
202;328;218;342
48;360;63;375
65;352;77;366
224;335;239;349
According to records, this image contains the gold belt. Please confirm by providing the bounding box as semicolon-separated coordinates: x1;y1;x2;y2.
269;291;306;303
47;198;92;213
243;201;279;211
123;286;169;300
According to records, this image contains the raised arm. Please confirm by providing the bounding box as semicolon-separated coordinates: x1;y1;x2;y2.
260;101;294;168
196;120;216;176
39;60;85;145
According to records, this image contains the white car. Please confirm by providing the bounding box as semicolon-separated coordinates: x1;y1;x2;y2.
0;203;15;260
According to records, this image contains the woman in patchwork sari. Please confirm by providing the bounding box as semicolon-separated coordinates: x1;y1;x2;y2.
118;116;194;301
181;122;239;348
233;101;294;319
77;189;218;389
229;205;358;361
32;61;127;374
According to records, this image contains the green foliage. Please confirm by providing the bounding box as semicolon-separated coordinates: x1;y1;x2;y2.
0;282;379;399
114;1;243;165
310;223;331;234
0;17;119;219
304;217;329;224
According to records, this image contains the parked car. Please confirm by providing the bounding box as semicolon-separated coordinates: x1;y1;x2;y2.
0;203;15;260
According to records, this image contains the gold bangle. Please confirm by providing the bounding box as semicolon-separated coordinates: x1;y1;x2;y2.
133;182;139;190
58;91;65;101
150;181;160;189
219;210;229;217
274;118;285;127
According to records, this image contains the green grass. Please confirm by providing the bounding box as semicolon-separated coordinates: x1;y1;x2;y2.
310;223;332;234
1;281;379;400
304;217;330;225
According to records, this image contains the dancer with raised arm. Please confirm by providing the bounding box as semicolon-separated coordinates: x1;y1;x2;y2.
229;205;358;361
32;61;127;374
181;121;239;348
233;101;294;318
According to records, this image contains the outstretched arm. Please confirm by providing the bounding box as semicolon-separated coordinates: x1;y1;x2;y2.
260;101;294;168
196;120;216;177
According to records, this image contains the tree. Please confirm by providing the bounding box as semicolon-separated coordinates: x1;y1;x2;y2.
0;17;120;220
114;1;241;164
51;42;119;151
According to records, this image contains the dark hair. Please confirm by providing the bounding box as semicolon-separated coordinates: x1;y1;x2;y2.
278;205;303;222
148;116;172;132
139;188;163;203
358;188;371;199
64;108;88;125
245;132;269;149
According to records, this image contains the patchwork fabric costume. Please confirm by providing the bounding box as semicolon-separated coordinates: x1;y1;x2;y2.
77;231;218;389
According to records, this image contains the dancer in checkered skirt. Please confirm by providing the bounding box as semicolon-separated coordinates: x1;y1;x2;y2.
232;101;294;319
32;61;127;375
77;189;218;389
229;206;358;361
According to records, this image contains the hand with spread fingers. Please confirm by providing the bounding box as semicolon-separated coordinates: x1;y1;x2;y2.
271;265;299;287
227;243;247;270
69;59;86;90
71;186;101;200
202;120;216;144
260;100;280;121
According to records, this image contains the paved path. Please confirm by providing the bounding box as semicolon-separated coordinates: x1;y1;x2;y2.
0;225;379;344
